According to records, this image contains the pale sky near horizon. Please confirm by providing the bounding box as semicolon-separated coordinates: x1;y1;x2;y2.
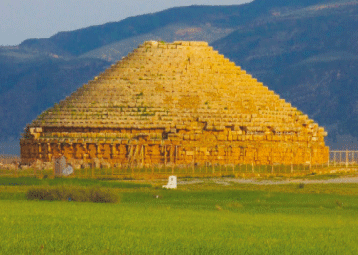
0;0;253;46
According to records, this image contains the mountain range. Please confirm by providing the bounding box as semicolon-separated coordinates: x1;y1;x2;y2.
1;0;358;154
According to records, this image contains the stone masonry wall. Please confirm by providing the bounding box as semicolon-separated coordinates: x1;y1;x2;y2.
20;41;329;167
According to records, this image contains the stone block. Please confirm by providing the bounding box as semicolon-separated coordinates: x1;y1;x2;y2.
21;40;329;167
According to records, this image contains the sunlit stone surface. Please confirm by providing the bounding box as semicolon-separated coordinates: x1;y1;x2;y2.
20;41;329;167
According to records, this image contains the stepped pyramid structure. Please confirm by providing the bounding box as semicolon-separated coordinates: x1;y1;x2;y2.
20;41;329;167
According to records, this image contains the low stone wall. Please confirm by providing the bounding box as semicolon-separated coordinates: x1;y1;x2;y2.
0;155;20;164
20;137;329;167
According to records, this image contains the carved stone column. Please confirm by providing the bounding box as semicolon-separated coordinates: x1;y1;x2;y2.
59;143;63;155
83;143;88;162
97;143;101;159
38;143;42;160
110;143;114;159
69;143;73;159
47;143;52;162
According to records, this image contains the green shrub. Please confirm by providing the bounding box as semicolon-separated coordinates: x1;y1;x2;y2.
335;200;343;208
0;177;151;189
26;186;119;203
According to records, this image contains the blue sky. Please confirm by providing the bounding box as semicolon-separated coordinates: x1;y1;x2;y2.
0;0;252;46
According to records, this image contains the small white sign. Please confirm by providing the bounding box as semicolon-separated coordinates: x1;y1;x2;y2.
162;176;177;189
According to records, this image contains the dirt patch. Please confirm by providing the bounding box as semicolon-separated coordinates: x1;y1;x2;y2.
174;174;358;186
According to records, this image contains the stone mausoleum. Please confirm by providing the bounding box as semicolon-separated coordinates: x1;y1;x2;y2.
20;41;329;167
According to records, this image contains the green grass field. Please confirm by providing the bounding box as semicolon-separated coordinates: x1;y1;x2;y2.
0;177;358;254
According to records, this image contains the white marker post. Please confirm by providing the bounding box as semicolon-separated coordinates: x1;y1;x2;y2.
162;176;177;189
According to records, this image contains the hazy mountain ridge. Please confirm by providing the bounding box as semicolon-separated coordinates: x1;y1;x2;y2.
19;0;331;56
19;5;250;57
1;0;358;154
0;51;110;154
79;23;235;62
212;2;358;146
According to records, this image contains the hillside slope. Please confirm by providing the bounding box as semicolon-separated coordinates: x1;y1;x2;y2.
19;0;330;57
1;0;358;154
213;1;358;146
0;49;109;154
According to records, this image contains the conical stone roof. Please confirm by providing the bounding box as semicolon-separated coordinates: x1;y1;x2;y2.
30;40;326;141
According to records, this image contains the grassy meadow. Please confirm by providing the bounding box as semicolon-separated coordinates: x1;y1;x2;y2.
0;176;358;254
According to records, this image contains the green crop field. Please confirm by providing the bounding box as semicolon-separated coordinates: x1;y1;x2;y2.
0;176;358;254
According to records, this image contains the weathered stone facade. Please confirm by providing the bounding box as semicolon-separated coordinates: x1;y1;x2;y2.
20;41;329;166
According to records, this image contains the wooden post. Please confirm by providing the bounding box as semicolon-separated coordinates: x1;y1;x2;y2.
346;150;349;168
334;151;336;167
